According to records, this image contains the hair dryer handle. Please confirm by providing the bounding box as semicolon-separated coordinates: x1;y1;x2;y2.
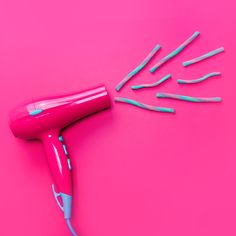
41;131;72;195
41;131;73;219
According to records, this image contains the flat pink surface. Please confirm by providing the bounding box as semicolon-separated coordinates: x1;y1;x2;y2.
0;0;235;235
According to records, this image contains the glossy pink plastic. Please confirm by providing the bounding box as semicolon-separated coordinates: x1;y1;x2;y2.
9;84;111;196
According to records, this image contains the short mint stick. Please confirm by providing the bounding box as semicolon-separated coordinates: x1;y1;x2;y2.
114;97;175;113
183;47;224;67
156;93;222;103
150;31;200;73
132;74;171;90
116;44;161;91
177;72;221;84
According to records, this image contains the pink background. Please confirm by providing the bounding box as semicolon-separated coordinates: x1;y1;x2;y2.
0;0;235;235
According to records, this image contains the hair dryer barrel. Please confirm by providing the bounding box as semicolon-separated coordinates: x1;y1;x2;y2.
9;84;111;139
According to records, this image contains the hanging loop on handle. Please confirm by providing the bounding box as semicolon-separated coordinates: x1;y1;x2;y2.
52;184;64;212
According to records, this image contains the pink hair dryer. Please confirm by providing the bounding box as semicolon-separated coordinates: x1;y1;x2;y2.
9;84;111;235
